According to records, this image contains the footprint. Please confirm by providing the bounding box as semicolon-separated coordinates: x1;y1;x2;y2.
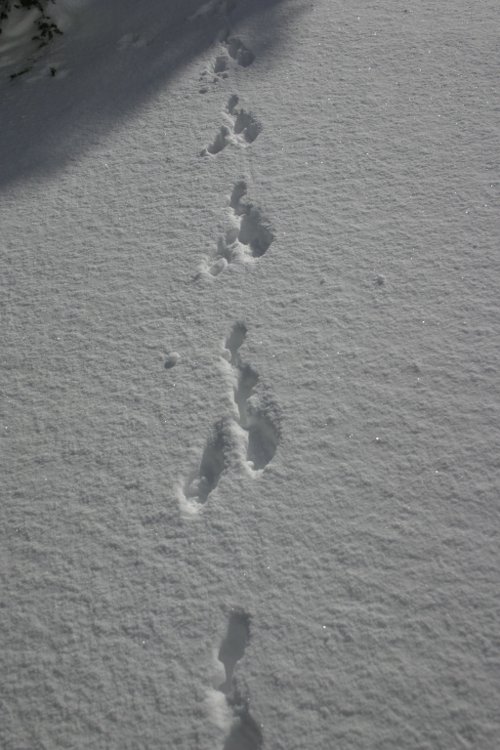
217;610;250;695
223;323;280;471
225;37;255;67
227;95;262;143
198;54;230;93
233;111;261;143
198;32;254;93
213;611;264;750
203;36;255;87
225;322;247;365
238;208;273;257
246;412;279;470
201;96;261;156
229;178;248;212
183;420;228;504
228;179;274;258
205;180;274;276
204;125;232;155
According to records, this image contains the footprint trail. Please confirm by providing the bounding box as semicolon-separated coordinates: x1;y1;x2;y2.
183;13;276;744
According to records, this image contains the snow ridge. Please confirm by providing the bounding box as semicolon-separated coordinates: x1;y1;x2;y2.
178;320;279;741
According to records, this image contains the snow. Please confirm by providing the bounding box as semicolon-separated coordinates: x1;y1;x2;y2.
1;0;499;748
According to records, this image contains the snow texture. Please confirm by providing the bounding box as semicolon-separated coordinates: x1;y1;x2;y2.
1;0;500;748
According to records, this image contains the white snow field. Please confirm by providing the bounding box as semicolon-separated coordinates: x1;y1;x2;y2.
1;0;499;747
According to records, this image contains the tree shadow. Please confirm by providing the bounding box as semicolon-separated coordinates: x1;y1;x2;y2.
0;0;294;190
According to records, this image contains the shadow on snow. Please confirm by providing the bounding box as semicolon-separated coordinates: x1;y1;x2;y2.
0;0;294;189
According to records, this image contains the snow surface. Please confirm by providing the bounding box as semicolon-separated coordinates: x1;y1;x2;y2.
1;0;500;748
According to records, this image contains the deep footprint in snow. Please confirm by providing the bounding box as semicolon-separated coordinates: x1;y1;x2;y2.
215;611;263;750
229;178;248;212
183;420;227;503
227;95;262;143
198;54;230;92
225;322;247;365
246;413;279;470
201;96;261;156
223;323;280;470
238;207;274;258
225;37;255;67
217;610;250;695
198;30;254;93
206;180;274;275
204;125;232;155
228;178;274;258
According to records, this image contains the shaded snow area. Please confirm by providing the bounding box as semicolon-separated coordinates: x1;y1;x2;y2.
1;0;500;748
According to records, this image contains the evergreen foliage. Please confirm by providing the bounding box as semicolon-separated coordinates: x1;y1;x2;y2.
0;0;62;79
0;0;62;48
